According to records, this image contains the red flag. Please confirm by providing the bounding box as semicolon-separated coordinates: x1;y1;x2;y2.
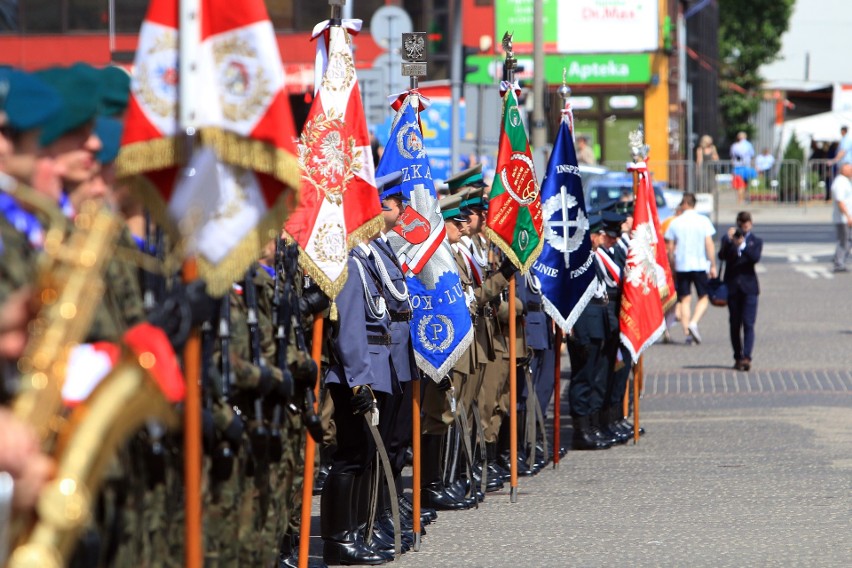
641;164;677;311
619;160;667;363
283;23;382;302
117;0;301;295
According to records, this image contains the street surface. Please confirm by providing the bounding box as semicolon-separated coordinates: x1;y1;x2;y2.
306;198;852;566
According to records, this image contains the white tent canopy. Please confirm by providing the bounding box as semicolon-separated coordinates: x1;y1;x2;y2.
780;110;852;154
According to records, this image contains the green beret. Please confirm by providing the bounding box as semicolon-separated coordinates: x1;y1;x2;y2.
35;64;101;146
95;116;123;164
0;67;62;132
446;164;486;192
99;66;131;117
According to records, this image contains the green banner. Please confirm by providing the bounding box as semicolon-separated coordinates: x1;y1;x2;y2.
494;0;558;53
464;53;651;86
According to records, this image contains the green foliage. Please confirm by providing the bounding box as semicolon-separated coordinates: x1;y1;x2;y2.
779;131;803;201
718;0;795;143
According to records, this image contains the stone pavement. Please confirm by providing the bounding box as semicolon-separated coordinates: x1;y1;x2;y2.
302;196;852;566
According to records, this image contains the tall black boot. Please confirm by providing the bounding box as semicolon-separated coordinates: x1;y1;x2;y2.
280;532;329;568
498;412;534;477
571;415;611;450
604;407;630;443
321;472;388;565
483;442;505;492
421;434;470;510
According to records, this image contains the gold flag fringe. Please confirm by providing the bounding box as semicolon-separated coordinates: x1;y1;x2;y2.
200;128;302;195
483;225;544;275
196;196;292;297
116;137;184;180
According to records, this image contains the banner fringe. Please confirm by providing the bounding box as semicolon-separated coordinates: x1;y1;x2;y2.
116;137;184;180
620;319;666;365
414;324;474;383
200;128;302;193
543;276;597;334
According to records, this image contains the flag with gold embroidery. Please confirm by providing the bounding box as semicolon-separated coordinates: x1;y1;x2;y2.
283;21;382;302
117;0;300;295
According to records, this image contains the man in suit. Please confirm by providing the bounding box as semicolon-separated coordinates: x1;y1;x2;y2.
718;211;763;371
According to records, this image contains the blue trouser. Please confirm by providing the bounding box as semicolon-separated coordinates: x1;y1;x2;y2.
727;291;758;360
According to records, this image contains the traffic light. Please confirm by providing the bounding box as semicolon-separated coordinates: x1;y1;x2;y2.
663;15;673;54
463;45;480;83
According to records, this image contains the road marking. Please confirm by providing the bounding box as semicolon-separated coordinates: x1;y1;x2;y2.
794;265;834;279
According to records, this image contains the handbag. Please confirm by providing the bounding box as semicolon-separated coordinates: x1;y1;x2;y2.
707;261;728;307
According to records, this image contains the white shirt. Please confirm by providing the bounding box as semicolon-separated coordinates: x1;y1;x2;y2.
664;209;716;272
831;174;852;224
731;139;755;167
839;133;852;166
755;153;774;172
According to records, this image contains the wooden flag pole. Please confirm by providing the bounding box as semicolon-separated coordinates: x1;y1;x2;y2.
623;376;630;420
633;355;643;444
182;260;203;568
508;275;519;502
298;314;325;568
411;381;422;550
552;327;562;468
400;30;428;551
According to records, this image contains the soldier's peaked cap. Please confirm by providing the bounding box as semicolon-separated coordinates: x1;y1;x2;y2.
461;186;486;210
601;211;625;237
446;163;486;192
440;193;467;222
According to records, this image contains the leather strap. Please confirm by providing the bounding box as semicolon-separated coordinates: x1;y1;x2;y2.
388;310;412;322
364;416;401;557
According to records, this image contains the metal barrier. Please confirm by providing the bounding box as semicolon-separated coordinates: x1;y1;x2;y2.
595;158;830;206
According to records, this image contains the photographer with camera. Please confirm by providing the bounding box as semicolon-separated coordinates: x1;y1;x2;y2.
718;211;763;371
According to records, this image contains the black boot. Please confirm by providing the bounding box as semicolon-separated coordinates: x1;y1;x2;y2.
321;472;389;565
605;407;630;443
420;434;470;510
280;533;329;568
314;445;334;496
483;442;505;492
590;412;618;446
571;415;611;450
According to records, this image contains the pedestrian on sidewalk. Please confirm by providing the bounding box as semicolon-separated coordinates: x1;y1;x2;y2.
830;163;852;272
718;211;762;371
664;193;717;344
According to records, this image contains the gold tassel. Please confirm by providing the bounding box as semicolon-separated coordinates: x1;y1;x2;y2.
329;300;338;321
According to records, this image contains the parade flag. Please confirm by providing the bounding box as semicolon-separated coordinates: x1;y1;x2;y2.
117;0;301;295
375;95;473;381
533;108;596;332
620;160;667;363
641;163;677;311
485;87;544;273
283;21;382;303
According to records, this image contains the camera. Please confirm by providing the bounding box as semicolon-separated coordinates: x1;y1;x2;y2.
733;228;744;239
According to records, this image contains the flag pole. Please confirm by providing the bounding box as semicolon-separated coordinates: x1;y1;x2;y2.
508;276;519;503
401;31;429;550
179;1;203;566
633;355;643;444
298;313;325;568
501;35;520;504
552;327;562;468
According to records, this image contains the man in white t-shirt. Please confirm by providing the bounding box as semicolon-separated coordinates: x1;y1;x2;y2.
664;193;717;344
831;163;852;272
830;126;852;167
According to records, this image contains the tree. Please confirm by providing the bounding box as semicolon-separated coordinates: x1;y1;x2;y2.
718;0;795;144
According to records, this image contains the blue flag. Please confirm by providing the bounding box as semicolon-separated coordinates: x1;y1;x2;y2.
375;96;474;381
532;111;596;332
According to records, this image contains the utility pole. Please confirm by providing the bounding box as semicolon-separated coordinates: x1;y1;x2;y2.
531;0;547;176
449;0;462;175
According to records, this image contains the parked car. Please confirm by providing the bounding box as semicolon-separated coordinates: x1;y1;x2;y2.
578;165;675;221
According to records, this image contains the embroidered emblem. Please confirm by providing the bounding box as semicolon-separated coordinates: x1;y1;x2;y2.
212;34;272;124
314;222;347;265
542;187;588;268
299;109;363;205
397;121;426;160
135;28;178;120
500;152;538;206
394;207;430;245
418;315;454;352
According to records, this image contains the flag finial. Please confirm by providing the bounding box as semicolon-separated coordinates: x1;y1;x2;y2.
329;0;345;21
557;69;571;104
502;31;517;79
629;125;649;161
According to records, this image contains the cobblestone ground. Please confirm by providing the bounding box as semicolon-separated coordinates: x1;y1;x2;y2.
305;217;852;566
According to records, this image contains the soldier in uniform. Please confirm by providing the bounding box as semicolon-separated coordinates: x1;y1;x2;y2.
419;192;476;511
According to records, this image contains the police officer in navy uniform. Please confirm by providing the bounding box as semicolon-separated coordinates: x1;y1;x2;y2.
320;231;398;565
566;214;613;450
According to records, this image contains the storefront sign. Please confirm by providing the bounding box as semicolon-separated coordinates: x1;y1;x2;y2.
495;0;658;54
465;53;651;86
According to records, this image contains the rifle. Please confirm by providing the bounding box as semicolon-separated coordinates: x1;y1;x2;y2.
281;241;323;443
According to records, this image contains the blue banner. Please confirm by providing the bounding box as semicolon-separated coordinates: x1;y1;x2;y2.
375;96;474;381
532;113;596;332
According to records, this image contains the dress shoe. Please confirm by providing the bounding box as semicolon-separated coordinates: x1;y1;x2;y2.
421;482;470;511
483;462;505;491
733;359;745;371
571;415;611;450
741;357;751;371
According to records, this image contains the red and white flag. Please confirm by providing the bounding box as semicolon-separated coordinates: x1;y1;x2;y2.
117;0;301;295
284;22;382;302
619;160;667;363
